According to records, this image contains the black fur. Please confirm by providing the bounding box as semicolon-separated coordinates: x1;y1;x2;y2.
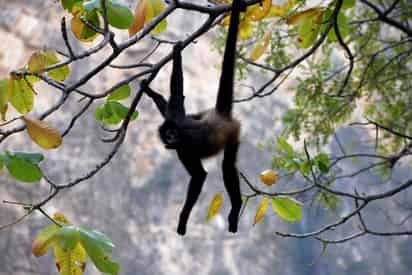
142;0;244;235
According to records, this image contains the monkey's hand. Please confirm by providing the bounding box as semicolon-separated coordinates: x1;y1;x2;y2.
238;0;247;12
173;41;184;52
140;79;148;89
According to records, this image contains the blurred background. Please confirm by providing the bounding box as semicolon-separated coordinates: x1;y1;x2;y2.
1;0;412;274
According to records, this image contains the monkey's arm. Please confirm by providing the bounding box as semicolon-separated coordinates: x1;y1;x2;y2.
167;42;186;121
176;149;207;235
141;81;168;118
222;141;242;233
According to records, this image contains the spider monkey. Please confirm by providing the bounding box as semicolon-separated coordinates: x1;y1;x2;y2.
141;0;246;235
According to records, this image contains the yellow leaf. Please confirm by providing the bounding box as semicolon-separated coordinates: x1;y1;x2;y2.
247;0;272;21
268;5;286;17
32;224;60;257
53;212;71;225
239;18;253;40
0;78;9;121
268;0;296;17
207;193;223;221
287;7;323;25
284;0;296;12
210;0;231;3
54;242;87;275
32;213;71;258
249;25;273;61
28;52;47;74
219;14;231;26
254;197;268;225
129;0;167;36
259;169;278;185
23;116;63;149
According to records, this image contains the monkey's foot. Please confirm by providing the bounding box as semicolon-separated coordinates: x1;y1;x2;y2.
228;212;239;233
228;223;238;233
177;223;187;236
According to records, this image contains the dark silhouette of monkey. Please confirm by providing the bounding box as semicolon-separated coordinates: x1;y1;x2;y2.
141;0;245;235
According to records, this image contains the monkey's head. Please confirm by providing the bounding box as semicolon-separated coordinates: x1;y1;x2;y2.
159;120;182;149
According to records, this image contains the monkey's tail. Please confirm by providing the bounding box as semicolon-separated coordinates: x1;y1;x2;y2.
215;0;243;118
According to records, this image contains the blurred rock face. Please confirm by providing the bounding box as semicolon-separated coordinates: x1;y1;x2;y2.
1;1;411;275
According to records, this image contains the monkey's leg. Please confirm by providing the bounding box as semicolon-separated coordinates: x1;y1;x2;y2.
222;142;242;233
176;150;207;235
143;85;168;118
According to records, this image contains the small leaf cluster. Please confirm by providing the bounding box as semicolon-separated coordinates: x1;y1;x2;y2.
62;0;134;42
0;51;70;119
32;213;120;275
273;137;330;176
94;84;139;125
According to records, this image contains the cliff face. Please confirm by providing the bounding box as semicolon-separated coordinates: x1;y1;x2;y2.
1;1;411;275
0;1;289;274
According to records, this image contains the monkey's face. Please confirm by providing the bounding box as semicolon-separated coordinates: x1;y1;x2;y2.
159;121;181;149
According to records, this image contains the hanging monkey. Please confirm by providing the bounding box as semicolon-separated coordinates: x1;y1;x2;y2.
141;0;246;235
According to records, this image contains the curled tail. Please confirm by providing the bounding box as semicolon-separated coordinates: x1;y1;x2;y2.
215;0;244;117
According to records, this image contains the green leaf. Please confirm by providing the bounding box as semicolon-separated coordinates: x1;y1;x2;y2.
317;191;339;212
276;136;294;156
107;0;134;29
78;226;119;275
0;158;3;175
107;84;131;101
8;79;34;114
328;12;349;41
300;160;311;175
12;152;44;164
55;226;81;251
62;0;83;12
320;9;349;42
79;226;114;254
271;197;303;222
287;8;324;48
83;0;101;11
95;101;138;124
314;153;330;173
341;0;355;9
6;155;43;183
44;51;70;81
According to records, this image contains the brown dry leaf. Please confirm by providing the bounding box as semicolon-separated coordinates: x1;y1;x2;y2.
129;0;147;36
129;0;166;36
259;169;278;185
23;116;63;149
